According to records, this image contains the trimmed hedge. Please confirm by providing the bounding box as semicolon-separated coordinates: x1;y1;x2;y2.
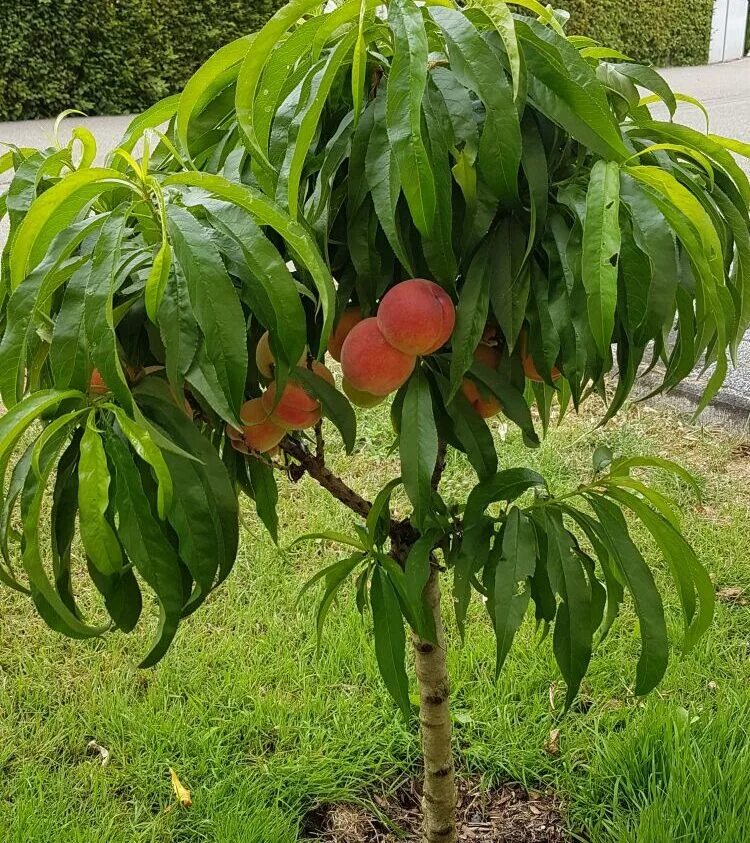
0;0;716;121
563;0;714;67
0;0;282;121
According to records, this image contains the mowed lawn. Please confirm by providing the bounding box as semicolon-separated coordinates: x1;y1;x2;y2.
2;399;750;842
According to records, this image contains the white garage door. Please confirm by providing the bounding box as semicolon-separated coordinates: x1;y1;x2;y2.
709;0;749;62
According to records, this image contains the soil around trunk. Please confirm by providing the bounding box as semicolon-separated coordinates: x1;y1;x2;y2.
304;777;571;842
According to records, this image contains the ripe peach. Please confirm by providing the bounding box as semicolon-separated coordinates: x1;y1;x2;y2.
89;369;109;396
340;318;416;396
327;306;364;362
262;361;334;429
261;382;318;429
520;330;560;383
342;378;386;408
226;423;251;454
240;398;286;452
460;344;502;418
377;279;455;356
255;331;307;378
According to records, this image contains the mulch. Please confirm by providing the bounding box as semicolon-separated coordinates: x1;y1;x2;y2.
304;777;572;842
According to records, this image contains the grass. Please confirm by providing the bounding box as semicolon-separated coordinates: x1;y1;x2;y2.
1;398;750;842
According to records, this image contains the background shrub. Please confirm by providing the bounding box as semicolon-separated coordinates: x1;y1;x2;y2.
0;0;716;121
0;0;282;121
562;0;714;67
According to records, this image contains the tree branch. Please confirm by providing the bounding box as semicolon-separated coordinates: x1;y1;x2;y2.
279;436;419;548
432;438;447;491
280;437;372;520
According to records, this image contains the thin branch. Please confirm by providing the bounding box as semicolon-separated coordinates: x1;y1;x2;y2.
279;437;372;520
431;438;448;491
279;436;419;548
314;420;325;462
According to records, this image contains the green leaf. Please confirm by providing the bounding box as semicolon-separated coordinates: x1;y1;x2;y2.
453;518;493;639
609;64;676;116
78;414;123;576
430;6;521;205
404;530;438;641
365;477;403;547
515;19;629;163
472;0;524;104
9;168;134;289
136;379;239;599
487;507;536;675
167;205;247;422
277;32;356;218
20;418;103;638
84;206;135;414
386;0;436;236
0;214;104;406
609;454;702;499
400;367;438;529
313;553;364;652
448;240;491;398
105;429;185;667
163;172;336;354
468;360;540;445
606;486;713;653
370;565;410;717
292;367;357;454
114;94;180;158
365;91;414;273
144;241;172;321
444;391;497;481
464;467;546;528
246;456;279;542
158;261;200;397
48;263;90;392
352;0;369;125
176;35;254;160
110;407;172;519
582;159;621;357
0;390;85;510
585;494;668;695
543;508;593;708
235;0;324;170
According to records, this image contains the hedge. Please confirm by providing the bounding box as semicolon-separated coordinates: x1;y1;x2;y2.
563;0;714;67
0;0;282;121
0;0;715;122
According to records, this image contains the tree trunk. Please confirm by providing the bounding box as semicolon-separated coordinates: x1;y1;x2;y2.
413;566;458;843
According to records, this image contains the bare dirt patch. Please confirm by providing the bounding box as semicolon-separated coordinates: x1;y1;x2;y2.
304;778;571;842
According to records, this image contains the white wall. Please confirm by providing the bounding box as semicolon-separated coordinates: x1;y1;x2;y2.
709;0;749;62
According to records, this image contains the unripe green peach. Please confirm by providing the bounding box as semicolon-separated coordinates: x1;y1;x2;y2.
342;378;386;408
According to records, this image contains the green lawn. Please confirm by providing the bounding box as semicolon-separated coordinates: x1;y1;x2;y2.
2;400;750;842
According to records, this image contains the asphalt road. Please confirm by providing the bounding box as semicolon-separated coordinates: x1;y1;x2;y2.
1;57;749;421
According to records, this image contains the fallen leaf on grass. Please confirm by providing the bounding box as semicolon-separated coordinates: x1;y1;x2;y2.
544;728;560;757
86;740;111;766
717;586;748;606
169;768;192;808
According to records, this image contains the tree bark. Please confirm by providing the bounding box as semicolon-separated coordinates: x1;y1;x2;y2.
413;567;457;843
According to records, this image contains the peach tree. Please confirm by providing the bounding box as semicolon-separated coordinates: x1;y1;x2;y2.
1;1;749;839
